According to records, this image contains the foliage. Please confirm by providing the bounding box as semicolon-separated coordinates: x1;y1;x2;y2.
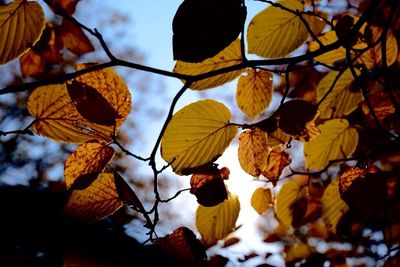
1;0;400;266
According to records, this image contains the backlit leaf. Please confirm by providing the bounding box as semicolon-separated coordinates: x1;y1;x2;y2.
238;128;269;177
338;164;377;196
321;179;349;233
19;49;45;77
236;69;273;118
275;175;309;227
173;39;243;90
64;171;124;223
28;84;116;143
172;0;245;62
251;187;272;215
46;0;79;15
317;69;363;119
262;145;291;185
161;99;238;175
0;0;45;64
196;193;240;247
268;128;290;147
309;30;346;65
60;19;95;56
64;141;115;189
247;0;308;58
304;119;358;170
285;243;313;263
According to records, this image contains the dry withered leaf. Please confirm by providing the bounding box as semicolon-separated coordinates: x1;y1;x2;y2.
262;145;291;185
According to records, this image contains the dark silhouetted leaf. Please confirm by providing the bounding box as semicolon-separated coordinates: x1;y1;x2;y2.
46;0;80;15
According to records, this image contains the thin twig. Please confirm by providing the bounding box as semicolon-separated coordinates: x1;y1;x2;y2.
112;137;150;161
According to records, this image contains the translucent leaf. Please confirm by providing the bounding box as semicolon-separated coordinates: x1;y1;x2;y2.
338;164;377;196
309;30;346;65
236;69;273;118
321;179;348;233
46;0;79;15
196;193;240;247
161;99;238;175
238;128;269;177
64;141;115;189
268;128;290;147
285;243;312;263
304;119;359;170
247;0;308;58
173;39;243;90
64;172;124;223
19;49;44;77
275;175;308;227
172;0;245;62
251;187;272;215
60;18;94;56
317;69;363;119
262;145;291;185
0;0;45;64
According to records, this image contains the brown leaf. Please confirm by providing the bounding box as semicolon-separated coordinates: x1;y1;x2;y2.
60;19;94;56
47;0;80;15
360;91;400;121
338;163;378;196
262;145;291;185
19;49;45;78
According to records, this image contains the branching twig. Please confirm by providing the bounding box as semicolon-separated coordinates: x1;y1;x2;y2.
160;188;190;203
112;137;150;162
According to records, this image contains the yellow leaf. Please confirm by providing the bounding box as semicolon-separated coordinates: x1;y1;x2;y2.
236;69;273;118
64;171;124;223
64;141;115;189
317;69;363;119
251;187;272;215
238;128;269;177
321;179;349;233
247;0;308;58
304;119;358;170
173;39;243;90
275;175;308;227
268;128;290;147
0;0;45;64
262;145;291;185
161;99;238;175
285;243;313;262
309;30;346;65
196;193;240;247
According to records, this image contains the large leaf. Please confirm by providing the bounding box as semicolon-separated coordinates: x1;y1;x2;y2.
238;128;269;177
251;187;272;215
196;193;240;247
172;0;245;63
236;69;273;119
161;100;238;175
321;179;348;233
64;141;115;189
304;119;359;170
173;39;243;90
275;175;308;227
317;69;363;119
247;0;308;58
0;0;45;64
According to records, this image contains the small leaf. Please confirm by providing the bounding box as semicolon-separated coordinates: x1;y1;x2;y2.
19;49;45;78
321;179;349;233
236;69;273;118
304;119;359;170
64;141;115;189
46;0;80;15
309;30;346;65
338;164;377;196
251;187;272;215
196;193;240;247
172;0;245;62
247;0;308;58
161;99;238;175
238;128;269;177
60;19;94;56
268;128;290;147
0;0;45;64
275;175;309;227
173;39;243;90
64;171;125;223
360;91;400;121
285;243;313;263
317;69;363;119
262;145;291;185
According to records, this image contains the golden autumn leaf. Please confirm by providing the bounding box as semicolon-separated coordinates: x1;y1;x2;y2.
304;119;359;170
275;175;309;227
268;128;290;147
60;19;95;56
64;141;115;189
321;179;349;233
236;69;273;119
161;99;238;175
173;39;243;90
309;30;346;65
317;69;363;119
285;243;313;263
251;187;273;215
196;193;240;247
262;145;291;185
0;0;45;64
64;171;125;223
238;128;269;177
247;0;308;58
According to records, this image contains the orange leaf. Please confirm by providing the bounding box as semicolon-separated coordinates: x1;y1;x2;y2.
64;171;124;223
338;164;378;196
238;128;269;177
60;19;94;56
360;91;400;121
64;141;115;189
19;49;45;78
47;0;80;15
262;145;291;185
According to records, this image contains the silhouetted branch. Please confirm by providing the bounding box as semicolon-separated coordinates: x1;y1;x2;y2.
160;188;190;203
112;137;150;162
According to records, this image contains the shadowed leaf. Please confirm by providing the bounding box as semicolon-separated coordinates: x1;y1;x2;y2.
60;19;95;56
46;0;80;15
262;145;291;185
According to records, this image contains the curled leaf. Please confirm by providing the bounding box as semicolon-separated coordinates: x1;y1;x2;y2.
262;145;291;185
